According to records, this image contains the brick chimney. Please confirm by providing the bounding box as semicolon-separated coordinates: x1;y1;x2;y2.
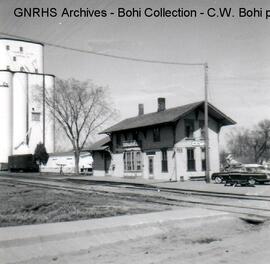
157;98;166;112
138;104;144;116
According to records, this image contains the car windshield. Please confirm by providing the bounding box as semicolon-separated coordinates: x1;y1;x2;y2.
225;165;246;172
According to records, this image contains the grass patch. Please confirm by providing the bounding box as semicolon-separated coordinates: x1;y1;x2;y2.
0;183;171;227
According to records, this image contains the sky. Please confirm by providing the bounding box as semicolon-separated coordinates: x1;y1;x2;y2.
0;0;270;147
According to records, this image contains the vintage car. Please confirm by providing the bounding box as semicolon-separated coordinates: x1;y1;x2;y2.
211;164;270;186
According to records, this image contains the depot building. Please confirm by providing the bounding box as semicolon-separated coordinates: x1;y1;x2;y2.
89;98;235;181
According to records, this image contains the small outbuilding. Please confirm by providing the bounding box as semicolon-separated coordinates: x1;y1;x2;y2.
87;136;112;176
40;151;93;174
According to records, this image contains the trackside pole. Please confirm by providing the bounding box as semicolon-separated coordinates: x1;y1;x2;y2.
204;63;210;183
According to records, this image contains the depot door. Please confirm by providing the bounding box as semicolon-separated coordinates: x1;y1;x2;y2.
104;152;111;175
148;156;154;179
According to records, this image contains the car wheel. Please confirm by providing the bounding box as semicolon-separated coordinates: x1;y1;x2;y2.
214;176;222;184
248;178;256;186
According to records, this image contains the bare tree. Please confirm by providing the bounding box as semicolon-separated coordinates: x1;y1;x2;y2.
45;78;116;174
227;119;270;163
219;149;229;170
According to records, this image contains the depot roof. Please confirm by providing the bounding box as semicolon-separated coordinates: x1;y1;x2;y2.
87;136;111;151
101;101;236;134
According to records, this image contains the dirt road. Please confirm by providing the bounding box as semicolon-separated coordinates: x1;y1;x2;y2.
21;216;270;264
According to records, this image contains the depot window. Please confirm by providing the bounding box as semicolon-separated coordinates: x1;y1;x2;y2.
123;151;142;172
19;46;23;52
185;119;194;139
153;127;160;142
116;134;121;147
161;149;168;172
32;112;41;121
132;131;138;141
201;148;206;171
6;45;10;51
187;148;196;171
199;120;205;139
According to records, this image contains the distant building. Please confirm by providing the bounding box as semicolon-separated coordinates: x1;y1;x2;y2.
89;98;236;181
40;151;93;174
0;38;55;168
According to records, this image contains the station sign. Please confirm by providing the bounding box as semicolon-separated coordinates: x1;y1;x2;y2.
177;139;205;148
191;141;205;147
146;151;156;155
122;140;139;148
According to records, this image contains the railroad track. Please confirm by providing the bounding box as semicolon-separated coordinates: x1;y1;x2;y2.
1;175;270;220
67;178;270;202
2;172;270;201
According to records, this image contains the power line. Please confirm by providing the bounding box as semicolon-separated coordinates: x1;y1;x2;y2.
0;32;205;66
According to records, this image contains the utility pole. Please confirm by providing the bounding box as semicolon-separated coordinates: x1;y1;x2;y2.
42;45;46;146
204;63;210;183
26;74;29;145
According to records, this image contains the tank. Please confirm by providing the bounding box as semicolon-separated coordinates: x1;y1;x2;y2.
28;74;43;153
12;72;29;155
0;71;13;163
44;75;55;153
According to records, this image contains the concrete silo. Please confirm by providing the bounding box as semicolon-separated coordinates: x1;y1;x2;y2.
44;75;55;153
12;72;29;155
0;71;13;164
27;73;55;154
